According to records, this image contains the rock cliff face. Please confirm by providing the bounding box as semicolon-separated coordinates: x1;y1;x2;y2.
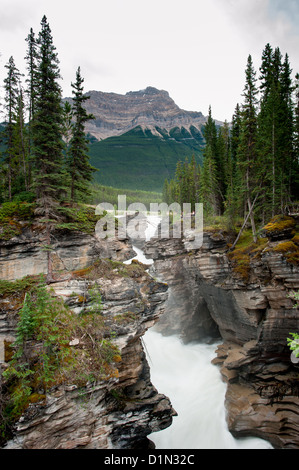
145;223;299;449
65;86;208;141
0;227;175;449
0;225;135;282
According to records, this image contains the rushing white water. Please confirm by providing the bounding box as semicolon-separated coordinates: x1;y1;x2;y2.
124;214;273;449
143;330;273;449
123;214;161;266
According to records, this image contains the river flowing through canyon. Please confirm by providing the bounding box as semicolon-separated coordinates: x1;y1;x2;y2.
124;214;273;449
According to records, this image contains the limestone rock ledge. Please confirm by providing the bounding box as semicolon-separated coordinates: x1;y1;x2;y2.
0;226;135;282
145;227;299;448
0;234;175;449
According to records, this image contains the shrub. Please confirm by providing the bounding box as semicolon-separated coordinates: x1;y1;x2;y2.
1;278;121;440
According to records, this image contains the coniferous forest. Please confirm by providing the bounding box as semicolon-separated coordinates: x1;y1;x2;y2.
0;16;298;245
0;16;95;210
163;46;299;241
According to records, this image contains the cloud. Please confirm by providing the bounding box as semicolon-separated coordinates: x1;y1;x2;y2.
214;0;299;70
0;0;298;122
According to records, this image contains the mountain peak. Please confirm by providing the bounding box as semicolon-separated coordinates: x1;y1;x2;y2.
70;87;207;141
126;86;169;97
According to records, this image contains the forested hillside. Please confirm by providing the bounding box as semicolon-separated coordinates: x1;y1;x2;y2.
164;45;299;241
88;125;204;192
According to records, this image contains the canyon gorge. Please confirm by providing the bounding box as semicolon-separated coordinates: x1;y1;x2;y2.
0;211;298;449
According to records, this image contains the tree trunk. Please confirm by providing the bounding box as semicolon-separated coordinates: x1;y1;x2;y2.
230;191;259;251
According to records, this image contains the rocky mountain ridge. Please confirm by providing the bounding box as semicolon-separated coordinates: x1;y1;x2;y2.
65;86;211;141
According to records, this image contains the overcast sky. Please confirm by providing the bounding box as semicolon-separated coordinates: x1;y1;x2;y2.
0;0;298;122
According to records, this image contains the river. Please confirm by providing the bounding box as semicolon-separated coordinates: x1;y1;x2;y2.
124;214;273;449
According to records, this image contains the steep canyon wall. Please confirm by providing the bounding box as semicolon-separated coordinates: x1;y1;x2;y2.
0;227;175;449
145;225;299;449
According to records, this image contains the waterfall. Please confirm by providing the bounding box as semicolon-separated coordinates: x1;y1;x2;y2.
144;330;273;449
124;214;273;449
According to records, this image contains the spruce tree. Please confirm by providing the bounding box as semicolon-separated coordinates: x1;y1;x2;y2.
294;73;299;199
238;55;259;242
3;56;21;200
25;27;38;168
203;106;224;214
12;87;29;193
31;16;66;282
162;178;170;204
32;15;66;217
68;66;96;202
280;53;295;208
258;46;295;216
200;144;218;215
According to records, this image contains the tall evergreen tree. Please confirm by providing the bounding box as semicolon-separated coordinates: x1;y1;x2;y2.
3;56;21;200
68;66;96;202
30;16;66;282
280;53;295;208
32;15;66;217
238;55;259;241
202;106;223;214
25;27;39;168
258;46;295;216
200;144;218;215
293;73;299;200
12;87;29;193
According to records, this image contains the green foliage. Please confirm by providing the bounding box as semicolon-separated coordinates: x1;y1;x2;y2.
0;201;35;222
163;155;201;211
200;144;218;215
87;283;103;315
0;276;41;298
67;67;96;202
14;293;37;345
56;204;106;234
31;16;67;220
90;183;162;210
287;332;299;358
2;280;74;417
1;277;121;440
0;201;36;240
288;290;299;309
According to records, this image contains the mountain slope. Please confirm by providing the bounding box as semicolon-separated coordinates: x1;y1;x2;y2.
67;86;217;191
88;125;205;192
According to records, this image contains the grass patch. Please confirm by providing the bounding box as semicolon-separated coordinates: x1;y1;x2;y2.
0;201;36;241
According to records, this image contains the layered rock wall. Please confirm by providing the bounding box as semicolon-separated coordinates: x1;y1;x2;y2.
0;229;175;449
145;226;299;448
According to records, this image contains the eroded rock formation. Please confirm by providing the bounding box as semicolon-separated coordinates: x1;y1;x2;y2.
0;228;175;449
145;222;299;449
